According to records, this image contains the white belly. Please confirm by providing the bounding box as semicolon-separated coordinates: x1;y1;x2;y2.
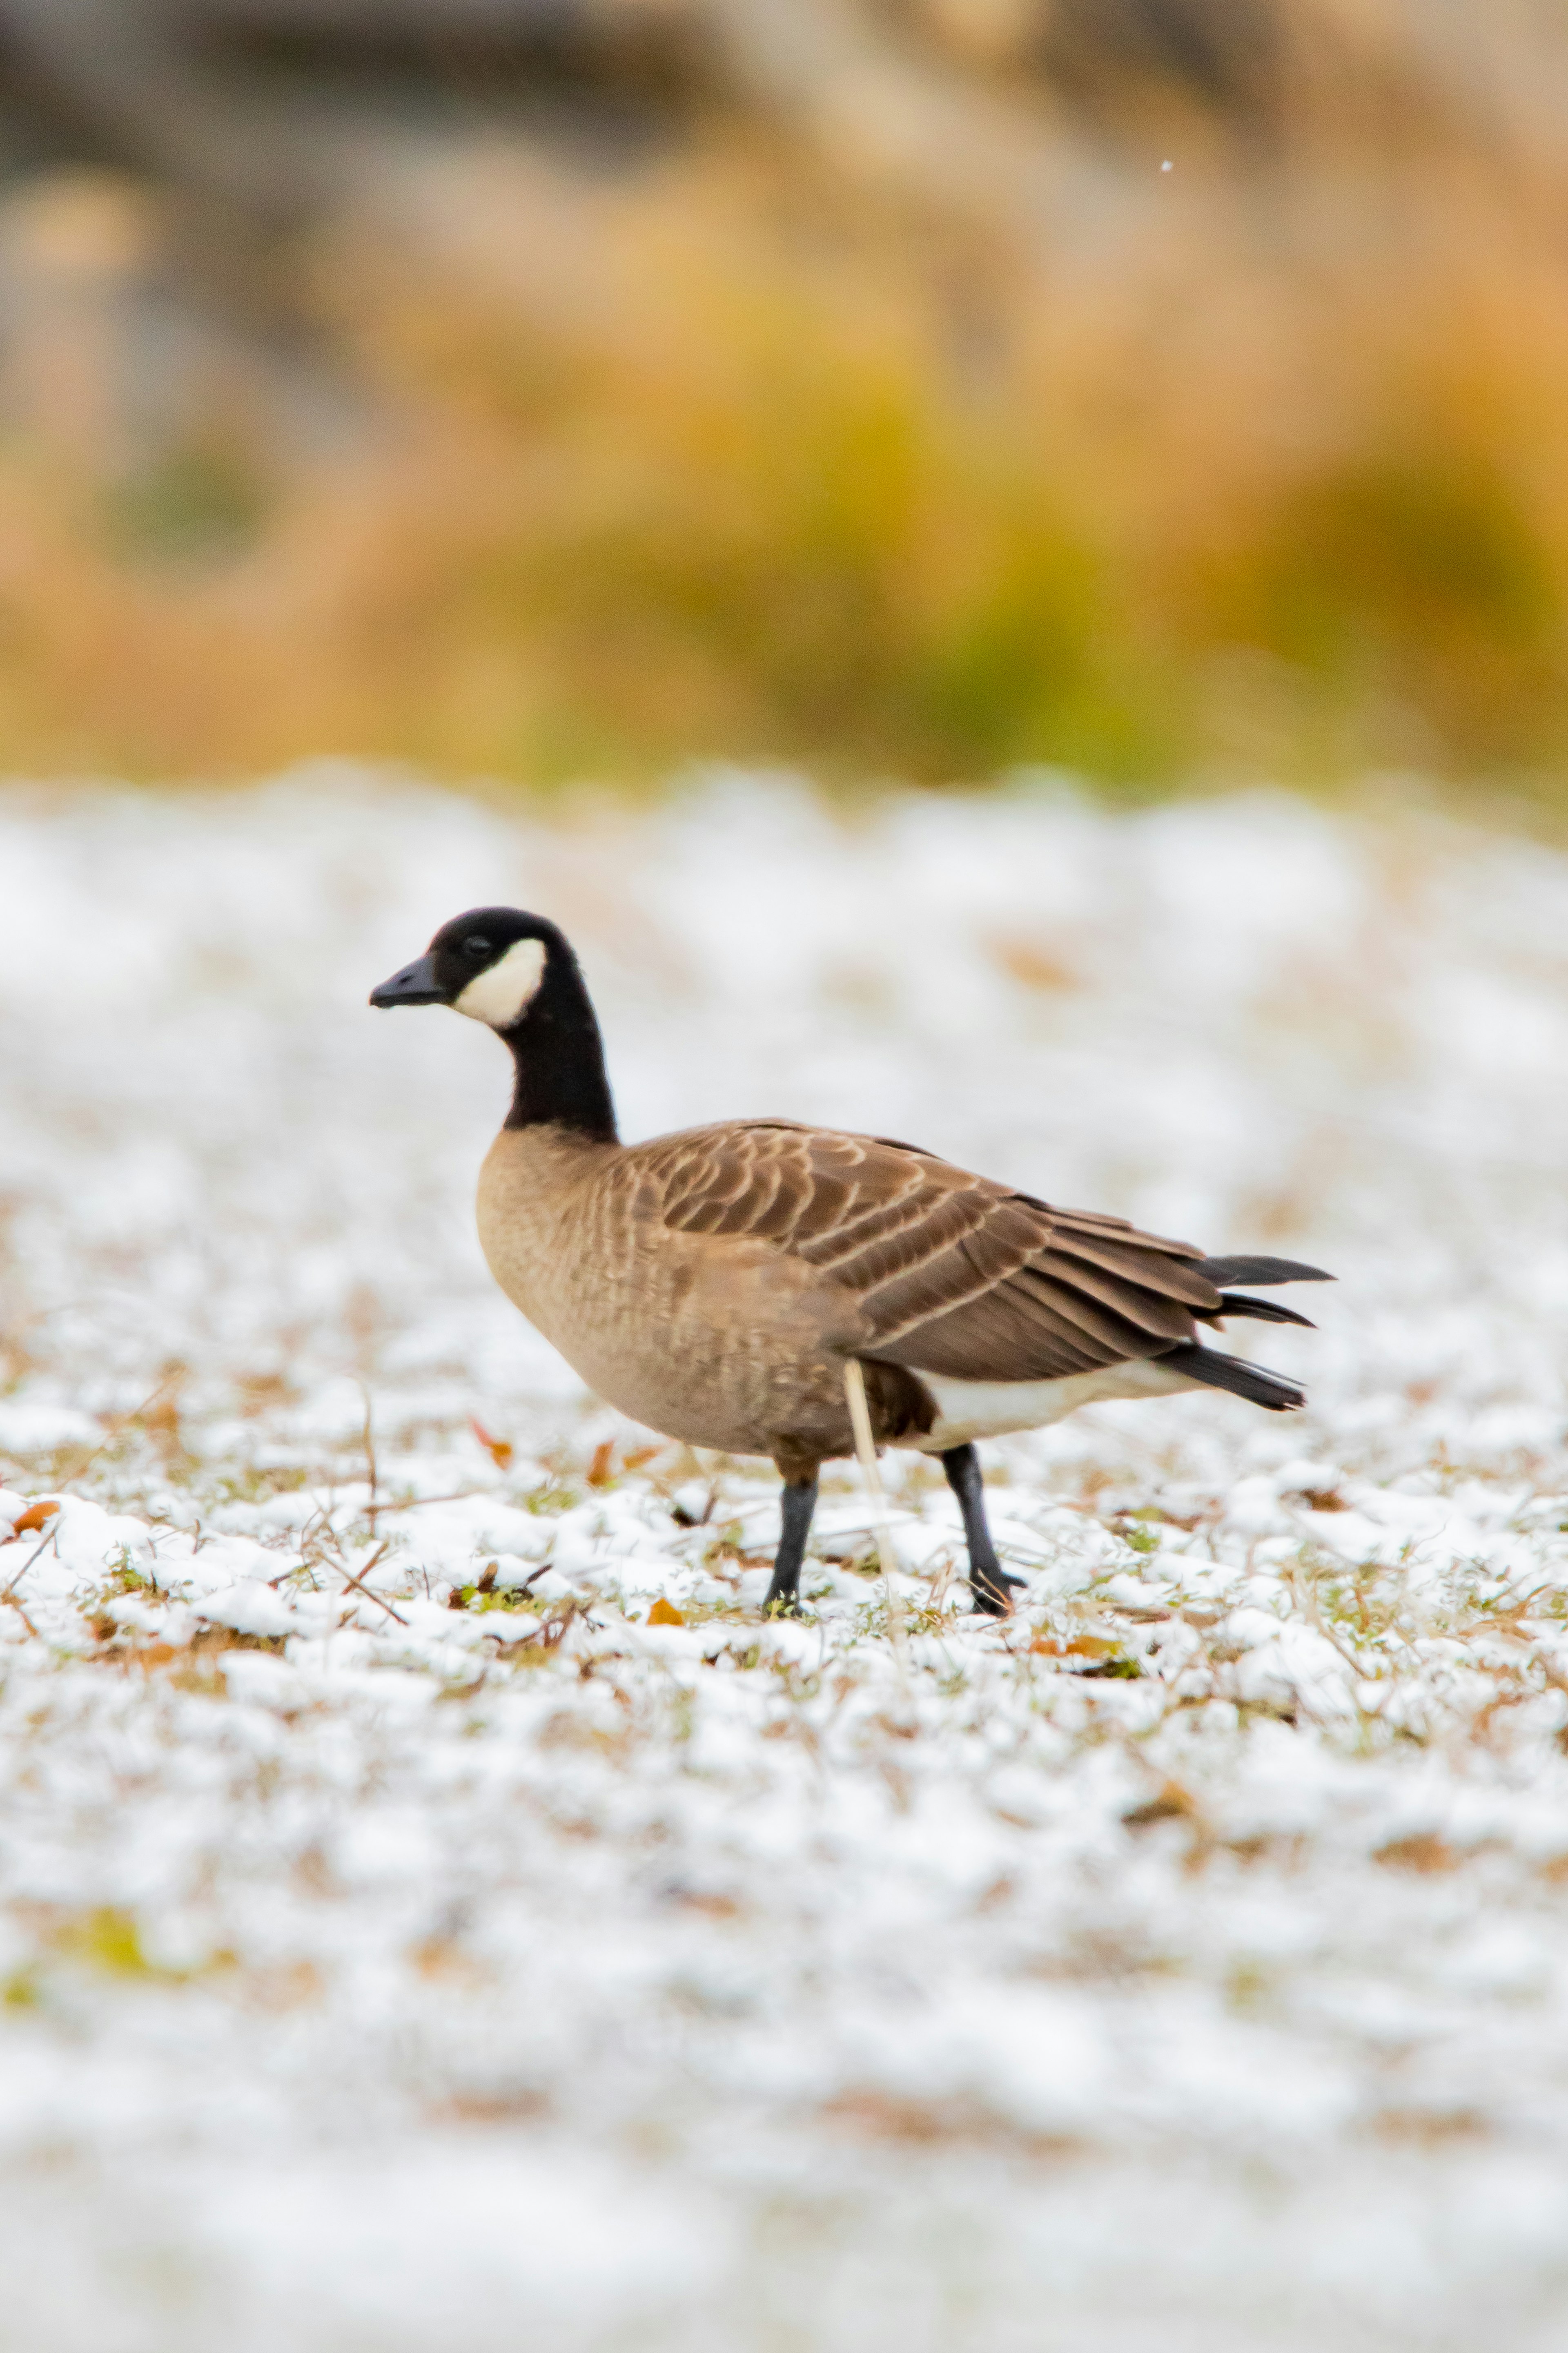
897;1356;1201;1451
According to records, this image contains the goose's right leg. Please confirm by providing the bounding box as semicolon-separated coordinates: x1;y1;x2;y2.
942;1443;1026;1615
764;1470;820;1615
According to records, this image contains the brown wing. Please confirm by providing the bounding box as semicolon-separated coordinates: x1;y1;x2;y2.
644;1120;1222;1381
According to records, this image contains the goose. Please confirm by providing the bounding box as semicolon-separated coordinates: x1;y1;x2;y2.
371;908;1331;1615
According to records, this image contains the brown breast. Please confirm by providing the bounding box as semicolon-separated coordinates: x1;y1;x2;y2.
475;1124;866;1456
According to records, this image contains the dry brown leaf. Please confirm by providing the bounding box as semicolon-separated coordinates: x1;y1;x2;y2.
1374;1833;1457;1874
990;936;1079;992
12;1499;61;1534
1031;1633;1118;1658
469;1415;513;1470
647;1596;685;1626
588;1440;617;1487
1123;1780;1198;1829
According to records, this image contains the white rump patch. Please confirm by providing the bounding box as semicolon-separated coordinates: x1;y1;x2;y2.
898;1357;1202;1452
454;938;548;1029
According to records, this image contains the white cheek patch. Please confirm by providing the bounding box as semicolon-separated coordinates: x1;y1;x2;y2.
454;938;548;1028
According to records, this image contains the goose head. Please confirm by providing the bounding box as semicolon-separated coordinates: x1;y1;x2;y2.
370;906;564;1032
372;906;617;1139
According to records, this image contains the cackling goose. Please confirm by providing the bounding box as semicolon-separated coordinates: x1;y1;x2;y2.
372;908;1331;1615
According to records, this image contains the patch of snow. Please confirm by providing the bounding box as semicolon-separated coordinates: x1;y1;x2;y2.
4;772;1568;2350
0;1401;97;1450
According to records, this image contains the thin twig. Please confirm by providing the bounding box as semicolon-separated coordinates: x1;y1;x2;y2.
363;1489;483;1526
359;1383;380;1525
1;1591;38;1637
843;1359;912;1704
3;1521;59;1602
53;1366;184;1484
336;1538;409;1627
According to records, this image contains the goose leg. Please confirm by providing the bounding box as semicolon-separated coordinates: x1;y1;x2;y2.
764;1472;820;1615
942;1444;1025;1615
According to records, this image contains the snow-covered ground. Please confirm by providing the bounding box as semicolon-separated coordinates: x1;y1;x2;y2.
4;768;1568;2351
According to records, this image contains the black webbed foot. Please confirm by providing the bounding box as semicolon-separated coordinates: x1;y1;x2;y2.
968;1563;1026;1616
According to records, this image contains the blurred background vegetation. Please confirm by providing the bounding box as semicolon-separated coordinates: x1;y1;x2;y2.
0;0;1567;798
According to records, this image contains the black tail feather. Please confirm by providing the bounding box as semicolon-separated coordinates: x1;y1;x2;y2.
1162;1341;1305;1412
1203;1292;1316;1328
1195;1255;1333;1289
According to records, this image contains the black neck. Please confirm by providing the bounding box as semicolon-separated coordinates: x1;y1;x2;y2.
501;945;618;1141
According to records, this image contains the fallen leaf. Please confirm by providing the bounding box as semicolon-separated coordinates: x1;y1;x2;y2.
588;1440;617;1487
1370;2105;1488;2146
1030;1633;1118;1659
1287;1486;1347;1512
1374;1833;1457;1874
821;2085;1077;2159
1123;1780;1197;1829
990;935;1080;993
647;1596;685;1626
12;1499;61;1535
469;1415;513;1470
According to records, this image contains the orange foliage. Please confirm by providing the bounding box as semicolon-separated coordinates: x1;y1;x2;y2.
3;51;1568;794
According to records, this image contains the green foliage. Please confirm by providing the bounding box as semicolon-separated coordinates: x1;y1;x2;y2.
524;1482;579;1516
102;441;271;568
55;1906;163;1978
1233;450;1568;765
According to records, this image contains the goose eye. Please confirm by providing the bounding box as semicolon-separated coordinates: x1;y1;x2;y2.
465;937;492;959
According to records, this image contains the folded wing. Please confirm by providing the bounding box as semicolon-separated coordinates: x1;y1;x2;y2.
650;1120;1329;1398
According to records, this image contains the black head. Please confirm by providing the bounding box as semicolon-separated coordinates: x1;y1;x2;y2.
370;906;617;1141
370;907;565;1031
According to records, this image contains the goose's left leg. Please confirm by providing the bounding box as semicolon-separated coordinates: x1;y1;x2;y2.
763;1466;820;1615
942;1444;1025;1615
